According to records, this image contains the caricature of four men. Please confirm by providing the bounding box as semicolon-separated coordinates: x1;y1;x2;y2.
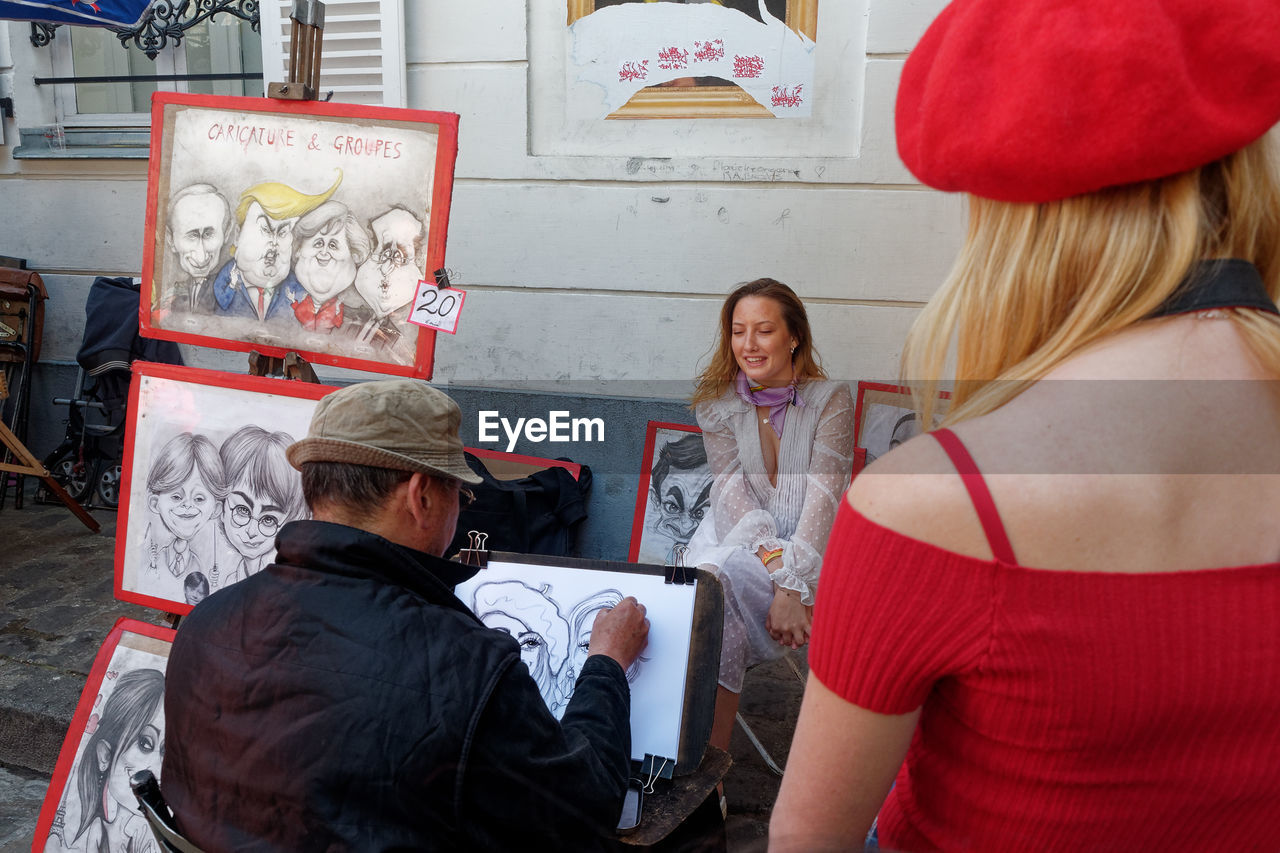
162;174;427;359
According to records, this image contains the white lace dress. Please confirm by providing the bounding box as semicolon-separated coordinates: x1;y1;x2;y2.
686;380;855;691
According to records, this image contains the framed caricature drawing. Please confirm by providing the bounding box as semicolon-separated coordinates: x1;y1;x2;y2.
628;422;709;565
114;362;336;613
140;93;460;379
853;381;951;467
34;619;175;853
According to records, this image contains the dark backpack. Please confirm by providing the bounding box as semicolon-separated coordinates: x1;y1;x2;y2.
448;453;592;557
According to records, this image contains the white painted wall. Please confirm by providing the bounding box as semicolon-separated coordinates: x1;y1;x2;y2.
0;0;961;393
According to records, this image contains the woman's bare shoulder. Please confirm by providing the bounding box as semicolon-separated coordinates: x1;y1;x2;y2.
847;429;996;561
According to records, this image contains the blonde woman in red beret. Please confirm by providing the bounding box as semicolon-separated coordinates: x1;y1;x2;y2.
772;0;1280;850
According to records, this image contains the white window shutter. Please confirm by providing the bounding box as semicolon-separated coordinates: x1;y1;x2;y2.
259;0;407;108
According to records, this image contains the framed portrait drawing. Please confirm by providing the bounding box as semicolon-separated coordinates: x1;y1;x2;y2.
114;362;337;613
34;619;175;853
140;92;460;380
853;381;951;467
566;0;818;119
628;422;709;565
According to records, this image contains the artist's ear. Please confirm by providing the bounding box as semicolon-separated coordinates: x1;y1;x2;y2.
403;472;434;530
148;494;160;515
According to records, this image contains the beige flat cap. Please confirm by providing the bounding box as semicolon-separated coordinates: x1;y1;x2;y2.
286;379;483;485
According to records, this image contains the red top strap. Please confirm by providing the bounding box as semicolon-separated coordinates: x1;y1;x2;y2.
931;428;1018;565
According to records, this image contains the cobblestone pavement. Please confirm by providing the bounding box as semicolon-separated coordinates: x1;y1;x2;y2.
2;498;804;851
0;763;47;853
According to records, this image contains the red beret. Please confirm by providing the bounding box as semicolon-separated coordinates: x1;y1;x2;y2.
895;0;1280;203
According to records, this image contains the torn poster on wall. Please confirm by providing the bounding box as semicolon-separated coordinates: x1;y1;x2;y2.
568;1;817;119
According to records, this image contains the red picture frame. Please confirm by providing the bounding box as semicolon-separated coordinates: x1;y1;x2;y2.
114;362;338;614
465;446;582;482
853;381;951;466
628;421;707;564
33;618;175;853
140;92;460;380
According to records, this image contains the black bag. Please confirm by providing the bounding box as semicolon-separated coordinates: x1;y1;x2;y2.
449;453;592;557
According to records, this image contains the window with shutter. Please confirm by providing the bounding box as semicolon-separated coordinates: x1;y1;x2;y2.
258;0;406;108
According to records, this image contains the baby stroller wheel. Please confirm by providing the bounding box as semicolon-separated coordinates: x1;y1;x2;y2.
53;456;93;502
96;463;122;509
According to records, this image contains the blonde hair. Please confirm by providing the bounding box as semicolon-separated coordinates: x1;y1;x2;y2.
691;278;827;407
904;134;1280;427
235;171;342;225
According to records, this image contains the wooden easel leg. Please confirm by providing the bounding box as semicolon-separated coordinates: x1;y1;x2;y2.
0;420;99;533
37;472;101;533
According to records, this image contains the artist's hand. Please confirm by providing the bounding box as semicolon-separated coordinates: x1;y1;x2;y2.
588;597;650;671
766;587;812;650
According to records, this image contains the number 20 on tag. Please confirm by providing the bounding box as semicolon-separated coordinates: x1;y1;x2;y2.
409;280;466;335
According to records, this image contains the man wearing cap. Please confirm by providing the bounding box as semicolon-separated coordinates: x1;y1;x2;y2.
161;380;649;851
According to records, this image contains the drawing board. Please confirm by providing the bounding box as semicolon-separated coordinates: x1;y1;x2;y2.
628;422;708;565
455;555;708;766
34;619;175;853
140;92;460;379
115;362;336;613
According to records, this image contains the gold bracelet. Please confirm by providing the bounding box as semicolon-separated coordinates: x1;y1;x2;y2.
761;548;784;565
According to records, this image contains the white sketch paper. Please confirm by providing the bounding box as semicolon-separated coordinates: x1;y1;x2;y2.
41;638;170;853
635;428;711;565
456;560;698;762
121;373;320;608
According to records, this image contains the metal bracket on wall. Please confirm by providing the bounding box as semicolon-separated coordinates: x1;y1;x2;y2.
29;0;259;60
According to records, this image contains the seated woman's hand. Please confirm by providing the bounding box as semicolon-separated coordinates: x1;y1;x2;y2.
766;587;812;650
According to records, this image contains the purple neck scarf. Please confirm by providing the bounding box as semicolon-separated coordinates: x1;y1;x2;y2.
735;371;804;438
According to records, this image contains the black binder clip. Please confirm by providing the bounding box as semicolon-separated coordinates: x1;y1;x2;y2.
433;268;451;289
459;530;489;569
664;544;694;585
638;753;673;788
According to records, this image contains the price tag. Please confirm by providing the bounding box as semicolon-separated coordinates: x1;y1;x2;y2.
408;279;466;335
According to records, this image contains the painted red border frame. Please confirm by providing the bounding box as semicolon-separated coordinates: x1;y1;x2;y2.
464;446;581;481
114;361;339;614
627;421;703;563
850;446;868;480
32;618;176;852
139;92;461;380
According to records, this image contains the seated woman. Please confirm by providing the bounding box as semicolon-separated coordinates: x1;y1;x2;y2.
772;1;1280;849
686;278;854;755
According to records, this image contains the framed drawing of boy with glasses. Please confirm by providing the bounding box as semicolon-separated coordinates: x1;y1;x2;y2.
114;362;336;613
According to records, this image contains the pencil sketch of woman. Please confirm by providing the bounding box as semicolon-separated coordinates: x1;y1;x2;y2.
44;668;166;853
566;590;645;690
291;200;371;333
472;581;571;717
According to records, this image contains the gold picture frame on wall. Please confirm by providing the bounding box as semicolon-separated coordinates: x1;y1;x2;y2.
566;0;819;119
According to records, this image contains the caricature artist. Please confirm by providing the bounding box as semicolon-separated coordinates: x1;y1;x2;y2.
162;380;650;850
